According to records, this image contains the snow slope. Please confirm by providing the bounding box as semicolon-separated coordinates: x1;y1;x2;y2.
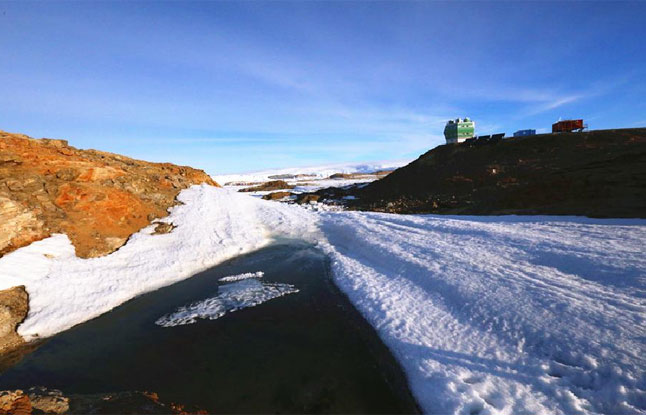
1;185;644;414
319;212;646;414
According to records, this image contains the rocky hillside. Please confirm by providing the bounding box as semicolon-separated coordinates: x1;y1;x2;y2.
345;128;645;217
0;130;218;258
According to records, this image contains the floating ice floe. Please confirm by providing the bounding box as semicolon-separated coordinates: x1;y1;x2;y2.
155;278;298;327
218;271;264;282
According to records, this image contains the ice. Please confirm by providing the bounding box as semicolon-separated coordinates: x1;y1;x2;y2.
219;271;264;282
155;279;298;327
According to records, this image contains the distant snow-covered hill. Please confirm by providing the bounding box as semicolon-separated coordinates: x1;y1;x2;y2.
213;159;410;185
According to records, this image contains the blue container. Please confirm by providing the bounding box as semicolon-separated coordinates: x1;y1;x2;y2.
513;129;536;137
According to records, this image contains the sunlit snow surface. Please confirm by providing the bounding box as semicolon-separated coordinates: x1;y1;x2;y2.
1;185;645;415
155;277;298;327
320;212;646;414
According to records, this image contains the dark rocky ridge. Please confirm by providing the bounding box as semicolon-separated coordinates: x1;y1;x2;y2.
314;128;646;217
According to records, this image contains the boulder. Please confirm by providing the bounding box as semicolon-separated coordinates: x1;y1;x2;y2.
296;194;320;204
0;286;28;353
0;390;31;415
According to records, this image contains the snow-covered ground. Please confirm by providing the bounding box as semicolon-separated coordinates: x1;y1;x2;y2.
320;212;646;415
1;185;645;414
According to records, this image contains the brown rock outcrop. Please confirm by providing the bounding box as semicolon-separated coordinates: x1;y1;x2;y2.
296;194;320;204
0;390;31;415
0;130;218;258
262;191;293;200
238;180;294;192
0;388;207;415
0;286;28;353
27;387;69;414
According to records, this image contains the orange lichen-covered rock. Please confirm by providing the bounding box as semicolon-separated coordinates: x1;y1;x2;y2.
0;129;218;258
0;390;31;415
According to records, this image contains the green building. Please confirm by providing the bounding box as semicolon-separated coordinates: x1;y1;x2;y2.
444;118;475;144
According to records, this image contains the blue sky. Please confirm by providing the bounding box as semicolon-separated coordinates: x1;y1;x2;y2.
1;1;645;174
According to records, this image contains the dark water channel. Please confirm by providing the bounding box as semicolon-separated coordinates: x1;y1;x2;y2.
0;242;419;413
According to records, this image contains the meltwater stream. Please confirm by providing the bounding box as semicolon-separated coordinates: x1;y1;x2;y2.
0;242;419;413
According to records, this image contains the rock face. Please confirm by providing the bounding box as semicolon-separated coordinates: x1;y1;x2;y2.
349;128;646;217
0;130;218;258
0;286;28;353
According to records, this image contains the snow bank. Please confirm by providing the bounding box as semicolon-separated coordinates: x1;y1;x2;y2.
319;212;646;415
2;184;645;414
0;185;318;338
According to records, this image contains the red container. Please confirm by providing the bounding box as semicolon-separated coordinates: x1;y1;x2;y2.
552;119;584;133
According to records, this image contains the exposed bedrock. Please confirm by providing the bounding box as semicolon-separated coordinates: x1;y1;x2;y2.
0;129;219;258
0;286;28;354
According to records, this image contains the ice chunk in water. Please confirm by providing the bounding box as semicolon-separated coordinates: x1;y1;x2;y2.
155;279;298;327
218;271;264;282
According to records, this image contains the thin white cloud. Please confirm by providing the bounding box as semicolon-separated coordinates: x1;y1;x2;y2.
523;94;584;117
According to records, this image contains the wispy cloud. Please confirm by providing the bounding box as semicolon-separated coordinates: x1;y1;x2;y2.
522;94;584;117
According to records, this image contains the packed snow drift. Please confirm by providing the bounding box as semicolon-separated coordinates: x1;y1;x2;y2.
1;184;644;414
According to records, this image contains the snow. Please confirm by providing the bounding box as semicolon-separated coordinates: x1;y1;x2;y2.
155;278;298;327
318;212;646;415
1;184;645;414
